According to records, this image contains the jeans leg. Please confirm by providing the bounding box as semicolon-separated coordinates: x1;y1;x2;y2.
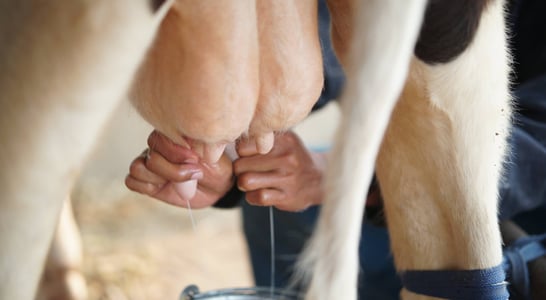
358;221;402;300
499;75;546;221
241;201;319;289
242;200;403;299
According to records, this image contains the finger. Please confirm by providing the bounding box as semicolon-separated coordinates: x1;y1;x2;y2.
236;137;259;157
146;150;203;182
125;176;190;208
125;175;162;196
237;133;274;157
246;189;286;207
236;171;285;192
274;202;311;213
148;130;198;164
128;155;167;185
139;148;150;160
245;187;309;212
233;154;285;175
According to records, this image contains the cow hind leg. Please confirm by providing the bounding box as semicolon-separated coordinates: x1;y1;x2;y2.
298;0;428;299
37;197;86;300
0;1;171;299
377;1;511;299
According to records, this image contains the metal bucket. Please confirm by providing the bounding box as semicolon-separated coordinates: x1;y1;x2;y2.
180;285;303;300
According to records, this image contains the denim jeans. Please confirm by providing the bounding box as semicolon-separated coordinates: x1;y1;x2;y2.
499;75;546;223
242;201;402;299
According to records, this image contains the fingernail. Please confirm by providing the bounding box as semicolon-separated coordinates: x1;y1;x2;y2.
237;184;247;192
145;148;151;160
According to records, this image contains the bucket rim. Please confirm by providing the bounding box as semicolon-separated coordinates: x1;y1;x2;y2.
180;285;303;300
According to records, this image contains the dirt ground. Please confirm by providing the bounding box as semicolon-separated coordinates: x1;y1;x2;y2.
73;182;252;300
71;101;338;300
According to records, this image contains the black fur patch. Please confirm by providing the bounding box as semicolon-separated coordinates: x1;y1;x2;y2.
150;0;166;13
415;0;492;64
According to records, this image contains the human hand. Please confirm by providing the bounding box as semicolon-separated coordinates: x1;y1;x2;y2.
125;131;235;209
234;131;327;212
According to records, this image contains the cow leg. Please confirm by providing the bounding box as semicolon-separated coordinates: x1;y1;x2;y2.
37;197;87;300
376;1;510;299
299;1;428;299
0;1;170;299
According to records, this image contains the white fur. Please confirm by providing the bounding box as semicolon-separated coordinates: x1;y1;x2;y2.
301;0;510;299
0;1;172;298
299;1;428;299
37;198;87;300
